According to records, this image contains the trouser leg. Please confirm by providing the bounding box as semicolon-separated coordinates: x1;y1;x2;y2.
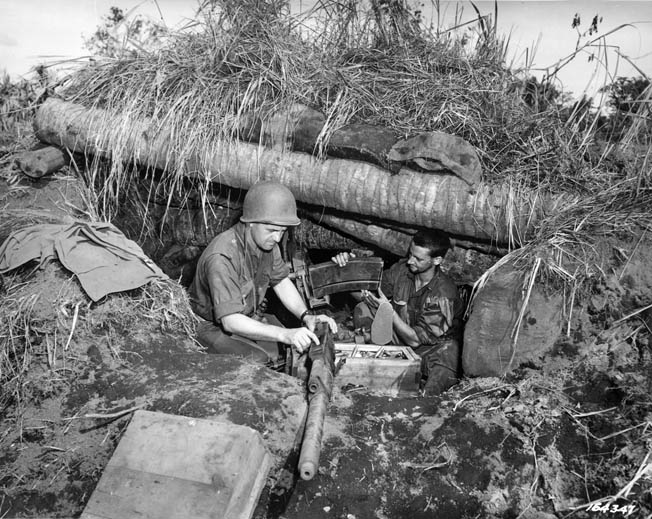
353;302;375;330
419;337;461;395
195;318;284;364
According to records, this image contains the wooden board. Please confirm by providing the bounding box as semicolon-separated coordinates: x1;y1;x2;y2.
81;410;272;519
308;257;383;298
334;343;421;396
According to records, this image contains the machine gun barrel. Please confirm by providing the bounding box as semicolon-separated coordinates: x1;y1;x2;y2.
298;324;335;480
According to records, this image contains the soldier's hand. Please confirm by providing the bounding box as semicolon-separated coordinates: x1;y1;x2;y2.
303;313;338;333
281;327;319;354
361;289;379;309
362;288;390;309
331;251;356;267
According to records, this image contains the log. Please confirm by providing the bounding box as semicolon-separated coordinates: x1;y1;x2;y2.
302;211;500;284
238;105;399;170
304;210;411;256
316;123;399;170
16;146;68;178
34;99;562;246
305;210;507;257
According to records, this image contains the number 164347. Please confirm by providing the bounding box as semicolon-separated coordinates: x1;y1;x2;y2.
586;502;636;515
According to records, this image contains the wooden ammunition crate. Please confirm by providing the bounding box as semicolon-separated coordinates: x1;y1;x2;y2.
334;343;422;396
81;410;271;519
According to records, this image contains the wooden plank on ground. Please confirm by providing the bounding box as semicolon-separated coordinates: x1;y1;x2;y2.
80;410;272;519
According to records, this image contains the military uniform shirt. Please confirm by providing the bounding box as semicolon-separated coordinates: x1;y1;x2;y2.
189;222;289;323
381;259;464;345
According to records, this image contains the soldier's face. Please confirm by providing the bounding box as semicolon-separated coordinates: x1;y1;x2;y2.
406;242;436;274
250;223;287;251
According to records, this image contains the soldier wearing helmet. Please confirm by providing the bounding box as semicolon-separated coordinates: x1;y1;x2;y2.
189;181;337;364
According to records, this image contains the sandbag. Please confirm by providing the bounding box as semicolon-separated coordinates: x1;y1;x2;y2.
388;131;482;186
463;265;563;377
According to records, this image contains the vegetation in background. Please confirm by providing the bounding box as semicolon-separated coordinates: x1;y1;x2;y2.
0;71;44;153
599;76;652;141
83;6;169;59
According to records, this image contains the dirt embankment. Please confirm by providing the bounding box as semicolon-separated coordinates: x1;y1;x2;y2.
1;173;651;519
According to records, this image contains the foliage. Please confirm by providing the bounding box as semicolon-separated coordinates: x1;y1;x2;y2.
599;76;652;141
83;6;168;59
0;71;46;159
604;76;650;113
518;75;565;113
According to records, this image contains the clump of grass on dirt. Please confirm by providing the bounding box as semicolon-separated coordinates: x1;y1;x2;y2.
0;276;40;415
0;262;198;421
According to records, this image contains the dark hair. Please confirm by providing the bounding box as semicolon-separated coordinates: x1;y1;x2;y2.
412;229;451;258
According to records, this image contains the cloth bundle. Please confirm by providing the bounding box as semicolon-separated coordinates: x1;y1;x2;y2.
0;222;167;301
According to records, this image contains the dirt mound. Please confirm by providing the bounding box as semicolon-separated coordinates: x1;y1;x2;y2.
0;176;650;518
2;260;650;518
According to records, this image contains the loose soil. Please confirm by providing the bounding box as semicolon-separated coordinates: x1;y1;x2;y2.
1;173;651;519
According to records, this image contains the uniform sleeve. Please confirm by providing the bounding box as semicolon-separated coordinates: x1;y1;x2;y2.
205;253;247;321
380;262;397;299
268;245;290;286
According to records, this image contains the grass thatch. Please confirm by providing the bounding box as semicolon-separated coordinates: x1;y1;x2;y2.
61;1;599;190
53;0;651;288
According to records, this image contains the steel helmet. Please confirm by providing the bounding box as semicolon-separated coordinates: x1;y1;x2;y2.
240;181;301;226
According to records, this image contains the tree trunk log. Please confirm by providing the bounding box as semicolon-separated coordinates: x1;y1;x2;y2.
238;106;398;170
304;210;411;256
161;206;359;251
16;146;68;178
303;211;499;284
34;98;561;245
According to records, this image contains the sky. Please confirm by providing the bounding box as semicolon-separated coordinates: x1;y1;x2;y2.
0;0;651;102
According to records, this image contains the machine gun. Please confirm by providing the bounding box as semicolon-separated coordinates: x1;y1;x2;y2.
297;323;336;480
293;257;384;480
